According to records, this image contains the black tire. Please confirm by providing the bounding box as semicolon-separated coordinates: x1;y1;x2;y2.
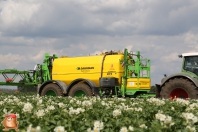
68;83;92;97
160;78;198;99
41;83;63;96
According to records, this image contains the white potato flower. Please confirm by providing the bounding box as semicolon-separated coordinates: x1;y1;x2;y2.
58;103;65;108
82;100;92;107
134;107;142;112
139;124;147;129
128;126;134;131
47;105;55;111
27;124;32;132
186;125;196;132
94;121;104;130
69;100;74;103
68;107;85;115
35;109;45;118
36;126;41;131
94;121;100;130
7;99;13;103
101;101;106;106
117;98;126;101
155;113;166;122
18;102;24;106
0;101;4;105
87;128;92;132
76;100;81;105
23;102;33;113
155;113;174;126
174;98;189;106
27;124;33;132
182;113;198;124
54;126;66;132
108;101;114;105
113;109;122;118
171;107;175;110
120;126;128;132
27;124;41;132
37;99;43;106
13;97;20;103
164;116;172;124
147;98;165;106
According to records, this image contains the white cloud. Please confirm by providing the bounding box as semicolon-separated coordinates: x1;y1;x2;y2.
0;0;197;37
184;32;198;49
160;52;180;62
69;44;88;51
124;45;133;52
100;0;130;8
30;51;45;62
29;47;63;62
0;53;26;69
91;49;108;56
0;0;40;29
0;0;198;86
107;20;137;31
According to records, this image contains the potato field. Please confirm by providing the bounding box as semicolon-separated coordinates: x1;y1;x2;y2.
0;93;198;132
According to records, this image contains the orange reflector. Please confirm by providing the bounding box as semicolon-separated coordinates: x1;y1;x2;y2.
6;78;12;82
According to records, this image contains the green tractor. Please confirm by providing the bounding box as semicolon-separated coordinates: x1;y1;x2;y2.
156;52;198;99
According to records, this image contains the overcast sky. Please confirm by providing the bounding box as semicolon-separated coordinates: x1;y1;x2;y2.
0;0;198;86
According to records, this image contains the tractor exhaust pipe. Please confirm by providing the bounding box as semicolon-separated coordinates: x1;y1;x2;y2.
155;84;161;98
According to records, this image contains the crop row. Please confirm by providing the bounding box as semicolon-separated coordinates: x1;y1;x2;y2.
0;93;198;132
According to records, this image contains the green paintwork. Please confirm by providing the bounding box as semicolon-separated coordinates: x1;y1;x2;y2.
119;49;151;97
0;53;58;87
73;90;86;97
45;90;57;96
125;89;150;95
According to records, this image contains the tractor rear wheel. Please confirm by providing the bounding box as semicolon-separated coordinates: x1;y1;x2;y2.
68;83;92;97
41;84;63;96
160;78;198;99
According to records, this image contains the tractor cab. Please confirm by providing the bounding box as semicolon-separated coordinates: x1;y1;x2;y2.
181;52;198;76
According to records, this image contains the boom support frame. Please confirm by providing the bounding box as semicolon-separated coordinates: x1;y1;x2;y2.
0;53;58;87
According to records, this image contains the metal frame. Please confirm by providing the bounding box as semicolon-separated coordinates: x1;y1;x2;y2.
0;53;58;87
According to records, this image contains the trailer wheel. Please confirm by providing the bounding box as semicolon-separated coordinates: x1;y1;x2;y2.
160;78;198;99
68;83;92;97
41;84;63;96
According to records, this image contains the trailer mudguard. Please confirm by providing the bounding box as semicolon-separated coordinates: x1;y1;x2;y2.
160;72;198;87
38;80;67;94
67;78;99;95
